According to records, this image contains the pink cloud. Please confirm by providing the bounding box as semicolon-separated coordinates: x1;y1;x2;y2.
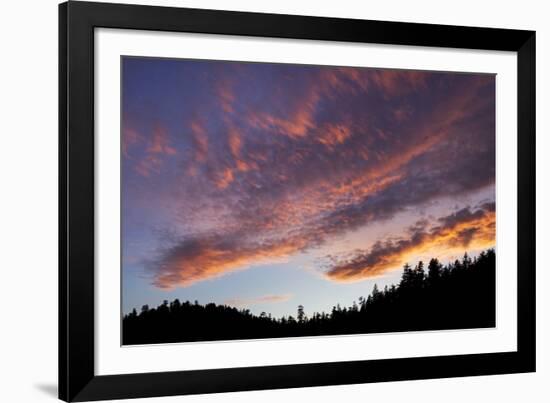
190;121;209;162
134;125;177;177
218;80;236;114
122;127;143;157
147;126;177;155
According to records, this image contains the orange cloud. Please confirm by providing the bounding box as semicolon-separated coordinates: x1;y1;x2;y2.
247;83;320;139
190;120;209;163
151;234;310;289
228;127;242;158
317;123;352;149
227;127;258;172
217;80;236;114
248;111;314;139
214;167;235;189
209;127;260;189
134;125;176;177
319;67;370;96
324;204;495;282
319;67;428;98
235;158;257;172
147;126;177;155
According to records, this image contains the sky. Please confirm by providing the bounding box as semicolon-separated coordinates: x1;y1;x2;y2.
121;57;496;318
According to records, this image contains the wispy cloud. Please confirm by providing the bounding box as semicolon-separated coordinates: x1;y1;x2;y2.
133;125;177;177
122;59;495;289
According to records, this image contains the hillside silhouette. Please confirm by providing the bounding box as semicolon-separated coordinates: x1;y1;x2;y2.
123;249;495;345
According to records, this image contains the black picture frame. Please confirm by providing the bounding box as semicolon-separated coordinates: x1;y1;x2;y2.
59;1;536;401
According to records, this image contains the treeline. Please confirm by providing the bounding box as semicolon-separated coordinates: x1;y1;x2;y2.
123;249;495;345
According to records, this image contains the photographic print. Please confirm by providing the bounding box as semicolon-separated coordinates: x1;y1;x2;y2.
121;57;496;345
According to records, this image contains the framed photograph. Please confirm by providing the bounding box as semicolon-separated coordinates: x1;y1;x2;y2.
59;1;535;401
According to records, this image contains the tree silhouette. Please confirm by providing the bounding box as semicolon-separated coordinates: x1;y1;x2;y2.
427;258;442;285
123;249;496;345
297;305;305;323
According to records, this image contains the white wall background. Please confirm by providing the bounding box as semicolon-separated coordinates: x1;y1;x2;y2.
0;0;547;402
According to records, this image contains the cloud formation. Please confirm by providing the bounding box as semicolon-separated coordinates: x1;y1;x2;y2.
122;58;496;289
324;203;496;282
133;125;177;177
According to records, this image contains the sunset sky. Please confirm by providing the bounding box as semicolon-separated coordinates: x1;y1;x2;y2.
121;57;496;318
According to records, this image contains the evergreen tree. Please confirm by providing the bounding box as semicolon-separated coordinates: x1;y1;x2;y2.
427;258;442;284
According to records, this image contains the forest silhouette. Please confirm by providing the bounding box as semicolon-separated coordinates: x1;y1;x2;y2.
123;249;495;345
